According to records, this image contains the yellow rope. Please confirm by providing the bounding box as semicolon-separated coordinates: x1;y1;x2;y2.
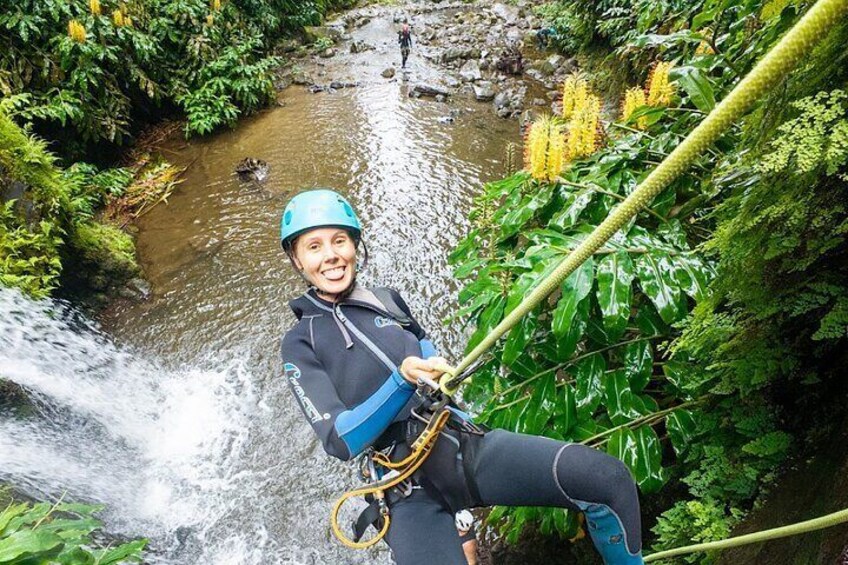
330;409;451;549
441;0;848;395
644;507;848;562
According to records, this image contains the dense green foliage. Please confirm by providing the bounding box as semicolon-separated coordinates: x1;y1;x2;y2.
0;0;338;149
0;496;146;564
452;0;848;559
0;110;140;297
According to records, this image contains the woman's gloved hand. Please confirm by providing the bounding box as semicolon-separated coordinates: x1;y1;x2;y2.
399;356;450;385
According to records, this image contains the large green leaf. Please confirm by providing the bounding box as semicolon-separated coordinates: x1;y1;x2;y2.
596;252;634;341
466;294;506;352
672;254;711;301
673;65;716;112
93;539;147;564
666;409;698;456
556;298;591;360
634;251;688;324
0;530;64;562
607;427;668;494
553;383;578;434
503;314;537;367
633;426;668;493
549;190;593;231
602;369;644;425
575;353;606;418
499;182;555;239
0;503;28;536
552;258;594;337
623;340;653;392
517;374;557;435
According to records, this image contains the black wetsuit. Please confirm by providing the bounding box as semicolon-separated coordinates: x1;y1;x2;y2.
281;285;643;564
398;29;412;68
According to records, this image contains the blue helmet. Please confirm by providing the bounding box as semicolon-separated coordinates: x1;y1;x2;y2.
280;189;362;249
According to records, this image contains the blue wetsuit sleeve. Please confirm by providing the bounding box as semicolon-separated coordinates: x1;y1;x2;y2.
419;338;438;358
334;369;413;457
281;331;414;461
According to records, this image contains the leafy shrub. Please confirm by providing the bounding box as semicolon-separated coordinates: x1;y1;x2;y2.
0;498;146;564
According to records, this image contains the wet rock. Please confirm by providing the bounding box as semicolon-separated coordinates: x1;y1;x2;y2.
277;38;301;53
329;81;358;89
118;277;152;301
546;89;563;101
459;60;482;82
435;94;447;103
445;75;462;88
437;115;455;124
308;84;325;93
492;3;520;25
411;84;451;98
350;40;374;54
546;54;565;70
495;46;524;75
442;46;476;63
533;98;546;106
473;81;496;102
319;48;336;58
353;16;371;28
235;158;270;182
382;67;396;79
303;25;343;43
292;71;314;86
524;68;545;83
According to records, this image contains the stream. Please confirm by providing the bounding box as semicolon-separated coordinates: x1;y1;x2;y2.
1;2;524;563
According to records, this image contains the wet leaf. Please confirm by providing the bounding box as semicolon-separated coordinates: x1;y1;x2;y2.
552;258;594;337
635;251;688;324
666;409;697;456
672;254;711;301
623;339;653;392
549;190;593;231
467;294;506;352
575;352;606;418
518;373;557;436
554;382;578;433
633;426;668;493
602;369;644;425
503;313;537;367
556;298;591;360
596;251;634;341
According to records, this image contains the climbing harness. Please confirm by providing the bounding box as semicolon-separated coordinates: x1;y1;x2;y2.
330;387;451;549
329;0;848;556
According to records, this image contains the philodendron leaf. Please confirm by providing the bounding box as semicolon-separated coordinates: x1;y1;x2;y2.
607;428;639;471
666;409;697;456
596;251;634;341
602;369;644;425
518;373;557;435
623;339;653;393
552;258;594;337
635;251;688;324
575;352;606;418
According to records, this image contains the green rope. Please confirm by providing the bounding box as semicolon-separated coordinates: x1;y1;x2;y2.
643;507;848;562
441;0;848;394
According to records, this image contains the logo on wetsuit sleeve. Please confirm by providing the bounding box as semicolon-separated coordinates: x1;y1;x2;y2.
284;362;330;424
374;316;401;328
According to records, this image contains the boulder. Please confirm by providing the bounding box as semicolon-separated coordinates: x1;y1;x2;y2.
435;94;447;103
411;84;451;98
318;48;336;58
473;81;496;102
442;46;475;63
459;60;482;82
492;3;520;25
445;75;462;88
382;67;396;79
303;25;342;43
350;40;375;53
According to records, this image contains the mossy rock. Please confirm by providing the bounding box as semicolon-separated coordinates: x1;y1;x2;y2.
67;222;139;290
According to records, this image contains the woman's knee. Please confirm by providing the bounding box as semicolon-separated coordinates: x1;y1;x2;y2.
554;444;637;508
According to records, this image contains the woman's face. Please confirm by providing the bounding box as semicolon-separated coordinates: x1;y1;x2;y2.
292;228;357;298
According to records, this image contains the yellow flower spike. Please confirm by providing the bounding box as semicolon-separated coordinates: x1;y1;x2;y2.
568;95;601;159
90;0;102;16
206;14;215;26
113;9;124;27
212;0;222;11
646;61;676;107
561;73;589;120
68;20;87;43
621;87;647;129
524;115;567;182
125;15;133;27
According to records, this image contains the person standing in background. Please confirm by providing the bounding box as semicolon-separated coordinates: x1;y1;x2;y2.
398;22;412;68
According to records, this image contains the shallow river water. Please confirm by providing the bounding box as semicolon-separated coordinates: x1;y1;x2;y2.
1;3;520;564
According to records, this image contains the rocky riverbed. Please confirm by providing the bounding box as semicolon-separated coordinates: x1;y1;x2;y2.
274;0;579;126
